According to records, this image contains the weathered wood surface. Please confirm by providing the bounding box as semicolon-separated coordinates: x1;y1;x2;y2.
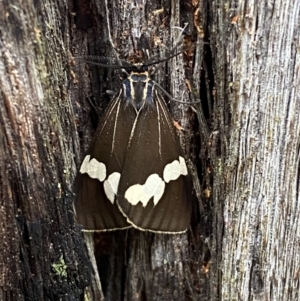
210;0;300;300
0;0;90;300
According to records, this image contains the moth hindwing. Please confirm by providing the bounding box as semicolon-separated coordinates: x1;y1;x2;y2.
75;66;191;234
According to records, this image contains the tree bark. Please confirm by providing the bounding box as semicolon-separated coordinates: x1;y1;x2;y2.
0;0;90;300
209;0;300;300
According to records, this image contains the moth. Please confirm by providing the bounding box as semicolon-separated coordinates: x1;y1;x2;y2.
75;53;192;234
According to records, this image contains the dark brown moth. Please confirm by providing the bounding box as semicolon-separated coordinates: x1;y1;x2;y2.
75;58;191;234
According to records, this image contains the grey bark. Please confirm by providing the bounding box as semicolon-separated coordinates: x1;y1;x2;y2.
0;0;90;300
209;0;300;300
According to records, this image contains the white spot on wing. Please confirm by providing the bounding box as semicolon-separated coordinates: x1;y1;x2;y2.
104;172;121;204
79;155;91;174
87;158;107;181
179;156;188;175
79;155;106;182
163;156;188;183
125;174;165;207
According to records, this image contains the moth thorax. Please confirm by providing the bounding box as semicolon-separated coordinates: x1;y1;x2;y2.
123;72;154;111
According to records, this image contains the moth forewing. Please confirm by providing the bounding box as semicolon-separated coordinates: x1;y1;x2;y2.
116;91;191;233
75;91;135;231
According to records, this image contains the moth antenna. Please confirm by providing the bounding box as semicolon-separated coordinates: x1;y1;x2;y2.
76;56;135;78
154;82;200;105
77;55;135;71
144;50;185;69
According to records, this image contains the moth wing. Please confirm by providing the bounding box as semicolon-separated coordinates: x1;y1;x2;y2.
75;91;135;231
117;92;191;233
